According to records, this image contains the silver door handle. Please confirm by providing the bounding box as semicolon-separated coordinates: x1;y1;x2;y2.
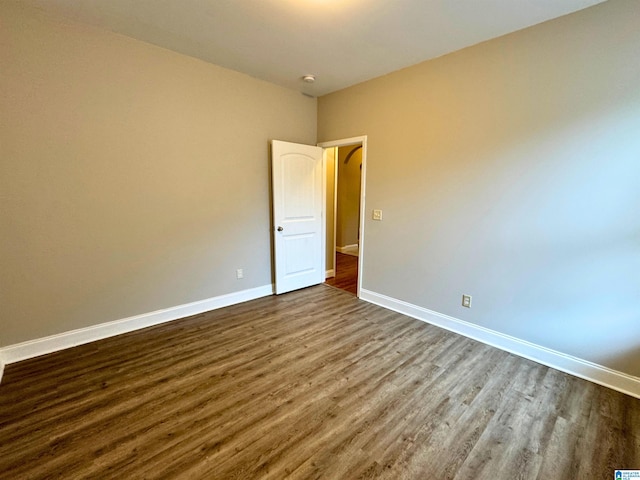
277;226;283;232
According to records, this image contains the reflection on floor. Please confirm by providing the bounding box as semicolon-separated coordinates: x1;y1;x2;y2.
325;252;358;295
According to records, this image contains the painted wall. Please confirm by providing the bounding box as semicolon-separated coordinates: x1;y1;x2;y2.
336;146;362;248
0;3;316;347
318;0;640;376
325;147;336;272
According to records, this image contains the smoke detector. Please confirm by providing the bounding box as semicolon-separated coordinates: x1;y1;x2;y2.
302;75;316;84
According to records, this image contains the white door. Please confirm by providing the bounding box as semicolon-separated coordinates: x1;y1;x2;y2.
272;140;324;294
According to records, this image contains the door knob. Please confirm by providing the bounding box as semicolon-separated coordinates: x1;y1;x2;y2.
277;226;283;232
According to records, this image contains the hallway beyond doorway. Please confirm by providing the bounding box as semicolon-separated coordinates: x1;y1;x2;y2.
325;253;357;295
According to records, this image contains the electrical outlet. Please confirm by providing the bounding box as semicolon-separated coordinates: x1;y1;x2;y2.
236;268;244;279
462;295;472;308
372;209;383;221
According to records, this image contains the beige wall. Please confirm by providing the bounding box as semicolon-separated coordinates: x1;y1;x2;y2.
0;3;316;347
318;0;640;376
325;147;336;272
336;146;362;248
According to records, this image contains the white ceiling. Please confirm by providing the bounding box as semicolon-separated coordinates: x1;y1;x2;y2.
19;0;606;96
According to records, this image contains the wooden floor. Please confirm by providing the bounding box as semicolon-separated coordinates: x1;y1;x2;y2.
1;285;638;479
325;252;358;295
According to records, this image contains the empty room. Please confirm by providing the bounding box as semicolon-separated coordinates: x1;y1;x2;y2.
1;0;639;478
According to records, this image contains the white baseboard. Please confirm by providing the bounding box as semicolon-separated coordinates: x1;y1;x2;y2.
325;269;335;279
336;244;358;255
360;288;640;399
0;284;274;369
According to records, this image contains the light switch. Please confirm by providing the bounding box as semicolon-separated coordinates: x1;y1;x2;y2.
372;209;383;221
462;295;472;308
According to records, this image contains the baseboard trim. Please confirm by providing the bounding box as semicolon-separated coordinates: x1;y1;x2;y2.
360;288;640;399
325;269;335;279
0;284;274;368
336;244;358;255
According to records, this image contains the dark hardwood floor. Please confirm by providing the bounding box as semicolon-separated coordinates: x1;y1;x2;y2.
0;285;638;479
325;252;358;295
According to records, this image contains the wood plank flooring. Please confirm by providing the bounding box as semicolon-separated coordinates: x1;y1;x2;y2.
325;252;358;295
1;285;638;479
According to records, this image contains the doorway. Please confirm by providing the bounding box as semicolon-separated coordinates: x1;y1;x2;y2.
318;136;367;297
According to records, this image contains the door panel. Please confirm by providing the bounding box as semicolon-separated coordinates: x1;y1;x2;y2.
272;140;324;294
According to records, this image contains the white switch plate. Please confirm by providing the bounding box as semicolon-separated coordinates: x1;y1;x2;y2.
236;268;244;279
372;209;383;220
462;295;472;308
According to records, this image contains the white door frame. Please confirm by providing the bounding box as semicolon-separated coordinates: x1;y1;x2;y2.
317;136;367;298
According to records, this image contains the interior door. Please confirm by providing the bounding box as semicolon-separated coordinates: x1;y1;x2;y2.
272;140;324;294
